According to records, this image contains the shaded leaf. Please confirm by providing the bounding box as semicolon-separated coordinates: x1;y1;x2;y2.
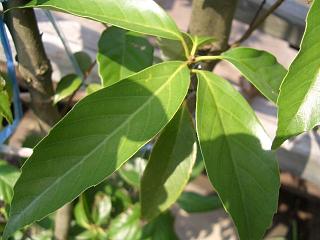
178;192;222;213
97;27;153;87
18;0;182;40
158;32;192;61
141;104;197;221
141;212;178;240
0;161;20;203
74;51;93;74
196;71;280;240
221;47;287;103
4;61;190;239
54;74;82;104
273;0;320;148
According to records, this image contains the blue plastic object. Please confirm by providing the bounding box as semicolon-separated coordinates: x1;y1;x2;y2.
0;17;23;144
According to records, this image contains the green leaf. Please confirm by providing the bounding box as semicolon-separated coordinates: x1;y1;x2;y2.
4;61;190;239
141;212;178;240
273;0;320;149
221;47;287;103
177;192;222;213
193;36;216;49
53;74;82;104
0;90;13;124
19;0;182;40
74;195;91;229
108;204;141;240
86;84;102;95
196;71;280;240
74;51;93;74
91;192;112;226
0;161;20;204
118;157;146;188
141;104;197;221
97;27;154;87
158;33;192;61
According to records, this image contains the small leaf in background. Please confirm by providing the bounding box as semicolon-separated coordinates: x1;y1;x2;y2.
86;83;102;95
91;192;112;226
74;195;91;229
21;0;182;40
74;51;93;74
178;192;222;213
118;157;146;188
196;71;280;240
97;27;154;87
191;35;216;49
273;0;320;148
108;204;141;240
141;212;178;240
53;74;82;104
3;61;190;239
221;47;287;103
0;90;13;124
0;161;20;204
141;104;197;221
158;32;192;61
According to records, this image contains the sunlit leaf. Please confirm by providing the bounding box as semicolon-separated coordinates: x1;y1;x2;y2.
273;0;320;148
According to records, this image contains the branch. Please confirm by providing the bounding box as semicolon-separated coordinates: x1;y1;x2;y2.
232;0;285;47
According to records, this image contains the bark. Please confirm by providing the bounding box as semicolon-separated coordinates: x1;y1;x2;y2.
4;0;60;131
189;0;238;52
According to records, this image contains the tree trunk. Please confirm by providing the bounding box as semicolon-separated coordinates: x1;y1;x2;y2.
4;1;60;131
189;0;238;53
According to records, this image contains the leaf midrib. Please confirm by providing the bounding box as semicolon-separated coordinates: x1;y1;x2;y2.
10;63;187;225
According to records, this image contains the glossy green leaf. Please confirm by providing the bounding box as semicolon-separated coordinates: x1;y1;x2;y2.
273;0;320;149
18;0;182;40
158;33;192;61
86;84;102;95
4;61;190;239
118;157;146;188
221;47;287;103
0;161;20;204
178;192;222;213
97;27;154;87
0;90;13;124
108;204;141;240
190;35;216;52
196;71;280;240
74;51;93;74
53;74;82;104
141;212;178;240
141;104;197;221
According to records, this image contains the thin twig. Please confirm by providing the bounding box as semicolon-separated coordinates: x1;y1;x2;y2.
232;0;285;47
250;0;267;28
